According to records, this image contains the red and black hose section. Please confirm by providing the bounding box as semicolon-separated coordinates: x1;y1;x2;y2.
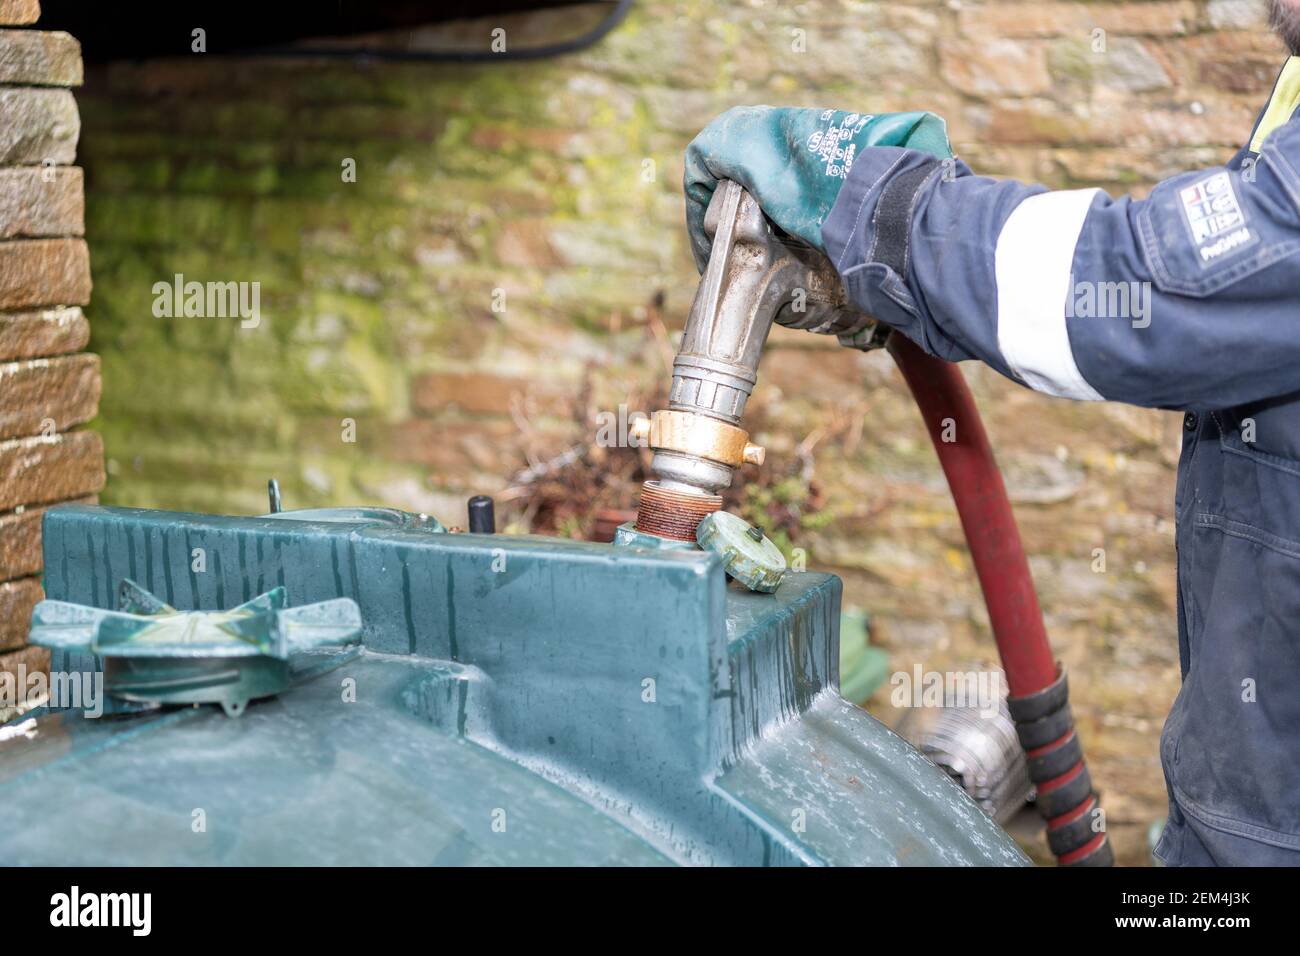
887;332;1113;867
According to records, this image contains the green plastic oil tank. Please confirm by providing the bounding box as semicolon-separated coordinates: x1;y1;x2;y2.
0;504;1027;866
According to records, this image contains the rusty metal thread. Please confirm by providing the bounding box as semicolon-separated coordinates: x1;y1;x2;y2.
633;481;722;542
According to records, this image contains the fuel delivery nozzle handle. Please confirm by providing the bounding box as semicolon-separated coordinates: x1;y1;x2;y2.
632;180;879;540
641;181;879;493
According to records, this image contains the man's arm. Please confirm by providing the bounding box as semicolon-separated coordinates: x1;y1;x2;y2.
822;120;1300;412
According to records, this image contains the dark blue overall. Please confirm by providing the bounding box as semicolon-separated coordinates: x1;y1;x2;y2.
822;59;1300;864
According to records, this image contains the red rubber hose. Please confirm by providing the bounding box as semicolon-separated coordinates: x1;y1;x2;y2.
887;333;1110;865
886;333;1057;696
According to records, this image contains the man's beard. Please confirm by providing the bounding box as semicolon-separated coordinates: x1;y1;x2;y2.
1271;0;1300;55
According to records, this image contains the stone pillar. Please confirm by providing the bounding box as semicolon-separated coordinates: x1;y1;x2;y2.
0;0;102;720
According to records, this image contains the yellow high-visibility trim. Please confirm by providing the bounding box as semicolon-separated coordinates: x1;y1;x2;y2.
1250;56;1300;154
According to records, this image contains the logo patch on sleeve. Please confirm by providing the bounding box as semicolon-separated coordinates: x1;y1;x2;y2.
1178;171;1258;265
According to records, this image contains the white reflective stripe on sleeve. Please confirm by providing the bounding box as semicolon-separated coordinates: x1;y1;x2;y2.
994;188;1106;401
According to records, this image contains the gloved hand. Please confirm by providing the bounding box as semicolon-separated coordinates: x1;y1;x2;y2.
683;106;953;270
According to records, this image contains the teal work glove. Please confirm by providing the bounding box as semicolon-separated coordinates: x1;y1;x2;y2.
683;107;953;270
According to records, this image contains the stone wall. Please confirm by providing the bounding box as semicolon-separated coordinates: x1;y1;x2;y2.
0;0;100;719
71;0;1286;861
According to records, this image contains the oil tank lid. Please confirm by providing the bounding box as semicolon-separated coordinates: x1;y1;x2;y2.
27;581;363;717
696;511;787;593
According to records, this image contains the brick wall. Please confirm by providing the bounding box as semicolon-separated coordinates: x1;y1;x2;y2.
0;0;100;719
69;1;1287;861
